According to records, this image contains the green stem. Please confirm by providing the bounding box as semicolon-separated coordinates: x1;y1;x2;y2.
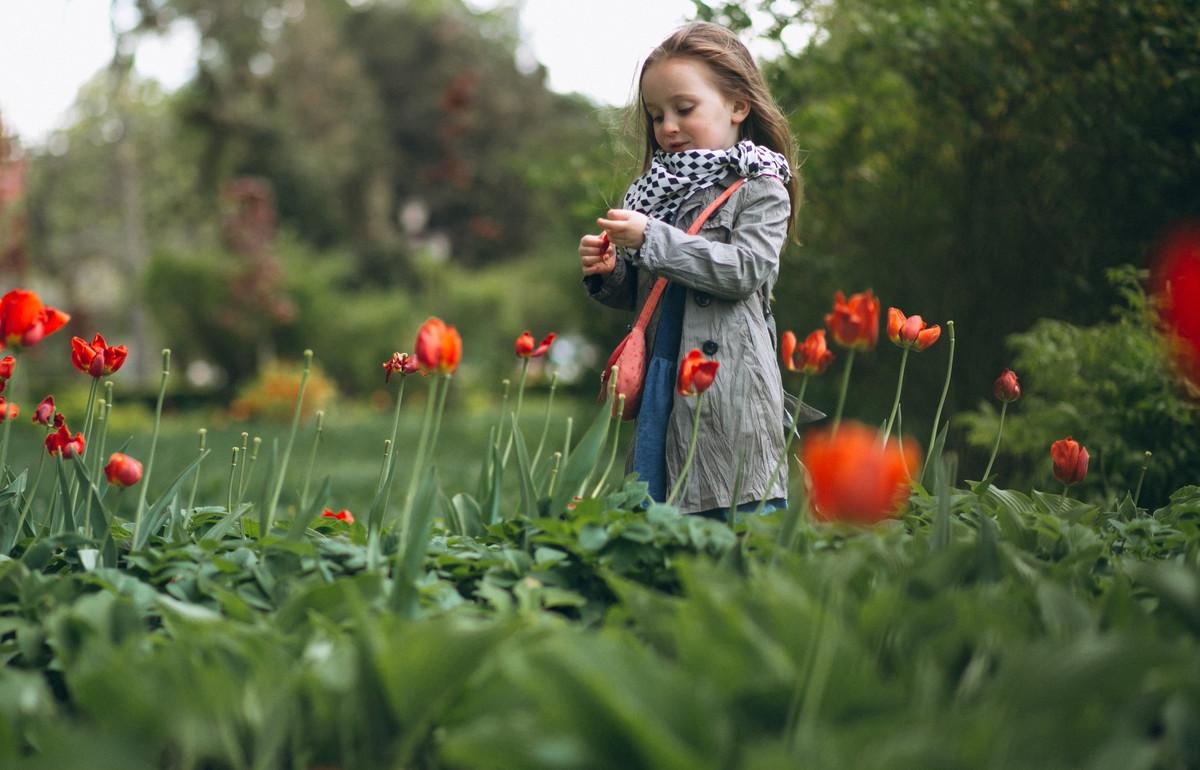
546;452;562;498
921;320;955;484
591;394;627;497
0;351;18;476
1062;483;1070;498
132;349;170;548
882;347;910;444
531;372;558;472
756;376;809;516
502;359;530;467
561;417;573;468
667;392;706;506
980;401;1008;483
227;447;239;514
399;376;442;528
300;410;326;509
427;373;452;459
14;448;47;545
1133;451;1152;508
187;428;207;514
831;349;856;435
235;432;249;501
379;379;407;492
263;350;313;536
375;440;393;494
91;380;114;484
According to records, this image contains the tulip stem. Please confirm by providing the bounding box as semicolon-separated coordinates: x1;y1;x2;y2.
667;392;706;507
91;381;114;485
531;372;558;472
263;350;313;537
399;375;442;532
921;320;955;485
831;349;856;435
882;347;910;446
132;349;170;549
188;428;207;515
502;359;530;467
591;394;626;498
379;378;408;493
1133;451;1152;508
0;353;18;475
227;447;239;514
299;412;325;512
980;401;1008;483
756;376;809;517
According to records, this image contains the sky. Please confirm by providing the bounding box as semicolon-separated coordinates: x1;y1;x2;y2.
0;0;724;146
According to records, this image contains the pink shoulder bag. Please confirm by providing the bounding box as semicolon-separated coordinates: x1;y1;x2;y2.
599;178;746;421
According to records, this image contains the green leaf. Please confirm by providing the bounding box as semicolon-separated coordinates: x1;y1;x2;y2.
134;450;211;550
551;390;614;514
286;475;332;542
511;413;539;519
451;493;484;537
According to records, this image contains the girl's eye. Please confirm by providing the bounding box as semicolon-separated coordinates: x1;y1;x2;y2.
651;115;664;124
678;106;694;115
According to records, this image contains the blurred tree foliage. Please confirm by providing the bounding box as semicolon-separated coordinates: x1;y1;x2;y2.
696;0;1200;436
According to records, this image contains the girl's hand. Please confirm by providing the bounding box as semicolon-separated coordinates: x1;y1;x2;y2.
596;209;649;250
580;233;615;276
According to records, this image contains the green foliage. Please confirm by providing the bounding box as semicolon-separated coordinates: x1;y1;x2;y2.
961;267;1200;505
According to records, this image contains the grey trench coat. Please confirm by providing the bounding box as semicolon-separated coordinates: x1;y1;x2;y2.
585;171;792;514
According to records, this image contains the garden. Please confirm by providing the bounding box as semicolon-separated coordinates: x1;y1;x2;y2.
1;0;1199;768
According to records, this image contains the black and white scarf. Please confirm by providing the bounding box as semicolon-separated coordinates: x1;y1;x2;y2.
622;139;791;222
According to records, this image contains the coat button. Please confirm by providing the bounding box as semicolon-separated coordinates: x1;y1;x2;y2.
702;340;719;355
694;292;711;307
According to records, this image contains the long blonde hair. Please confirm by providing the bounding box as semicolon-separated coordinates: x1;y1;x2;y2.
636;22;801;237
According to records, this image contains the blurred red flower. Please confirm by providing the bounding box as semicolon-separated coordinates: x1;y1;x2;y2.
70;333;128;378
994;369;1021;403
104;452;143;487
801;421;921;525
886;307;941;351
415;317;462;374
322;508;355;524
382;352;420;382
0;398;17;422
782;329;834;375
45;424;85;458
677;349;719;396
0;289;70;350
1152;222;1200;387
515;331;556;358
1050;437;1088;486
825;290;880;351
32;395;54;425
0;355;13;379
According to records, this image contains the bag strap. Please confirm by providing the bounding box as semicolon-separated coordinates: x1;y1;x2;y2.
631;177;746;333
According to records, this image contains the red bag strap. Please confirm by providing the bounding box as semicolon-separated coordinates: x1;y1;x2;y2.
631;177;746;332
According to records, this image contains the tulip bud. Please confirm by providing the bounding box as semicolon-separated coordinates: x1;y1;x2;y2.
104;452;143;487
33;395;55;425
1050;437;1088;486
994;369;1021;403
677;349;719;396
0;356;14;379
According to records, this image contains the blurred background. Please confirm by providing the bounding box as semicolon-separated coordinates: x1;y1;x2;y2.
1;0;1198;507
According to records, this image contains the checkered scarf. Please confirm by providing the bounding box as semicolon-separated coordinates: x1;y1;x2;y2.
622;139;791;222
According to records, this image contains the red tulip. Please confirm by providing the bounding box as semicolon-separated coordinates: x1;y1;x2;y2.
0;398;17;422
886;307;941;351
825;290;880;351
782;329;834;375
1152;222;1200;386
414;317;462;374
382;352;420;382
70;333;128;378
0;289;70;350
677;349;719;396
33;395;54;425
801;421;921;525
994;369;1021;402
515;331;556;358
103;452;143;487
45;424;86;458
322;507;355;525
1050;437;1088;486
0;355;14;379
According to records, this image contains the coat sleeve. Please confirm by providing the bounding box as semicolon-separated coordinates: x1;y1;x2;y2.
582;255;638;310
632;175;790;301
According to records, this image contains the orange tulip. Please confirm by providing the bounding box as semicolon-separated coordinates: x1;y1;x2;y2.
886;307;941;351
515;331;556;358
1050;437;1088;486
0;289;70;350
801;421;921;525
70;333;128;378
103;452;143;487
825;290;880;351
677;349;719;396
782;329;834;375
322;507;355;524
0;398;17;422
414;317;462;374
993;369;1021;402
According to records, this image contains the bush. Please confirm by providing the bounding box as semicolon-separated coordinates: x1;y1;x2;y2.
961;266;1200;506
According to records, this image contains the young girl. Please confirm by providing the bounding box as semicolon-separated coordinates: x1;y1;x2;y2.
580;22;800;517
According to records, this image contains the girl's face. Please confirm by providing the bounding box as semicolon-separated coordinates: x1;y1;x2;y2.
641;57;749;154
